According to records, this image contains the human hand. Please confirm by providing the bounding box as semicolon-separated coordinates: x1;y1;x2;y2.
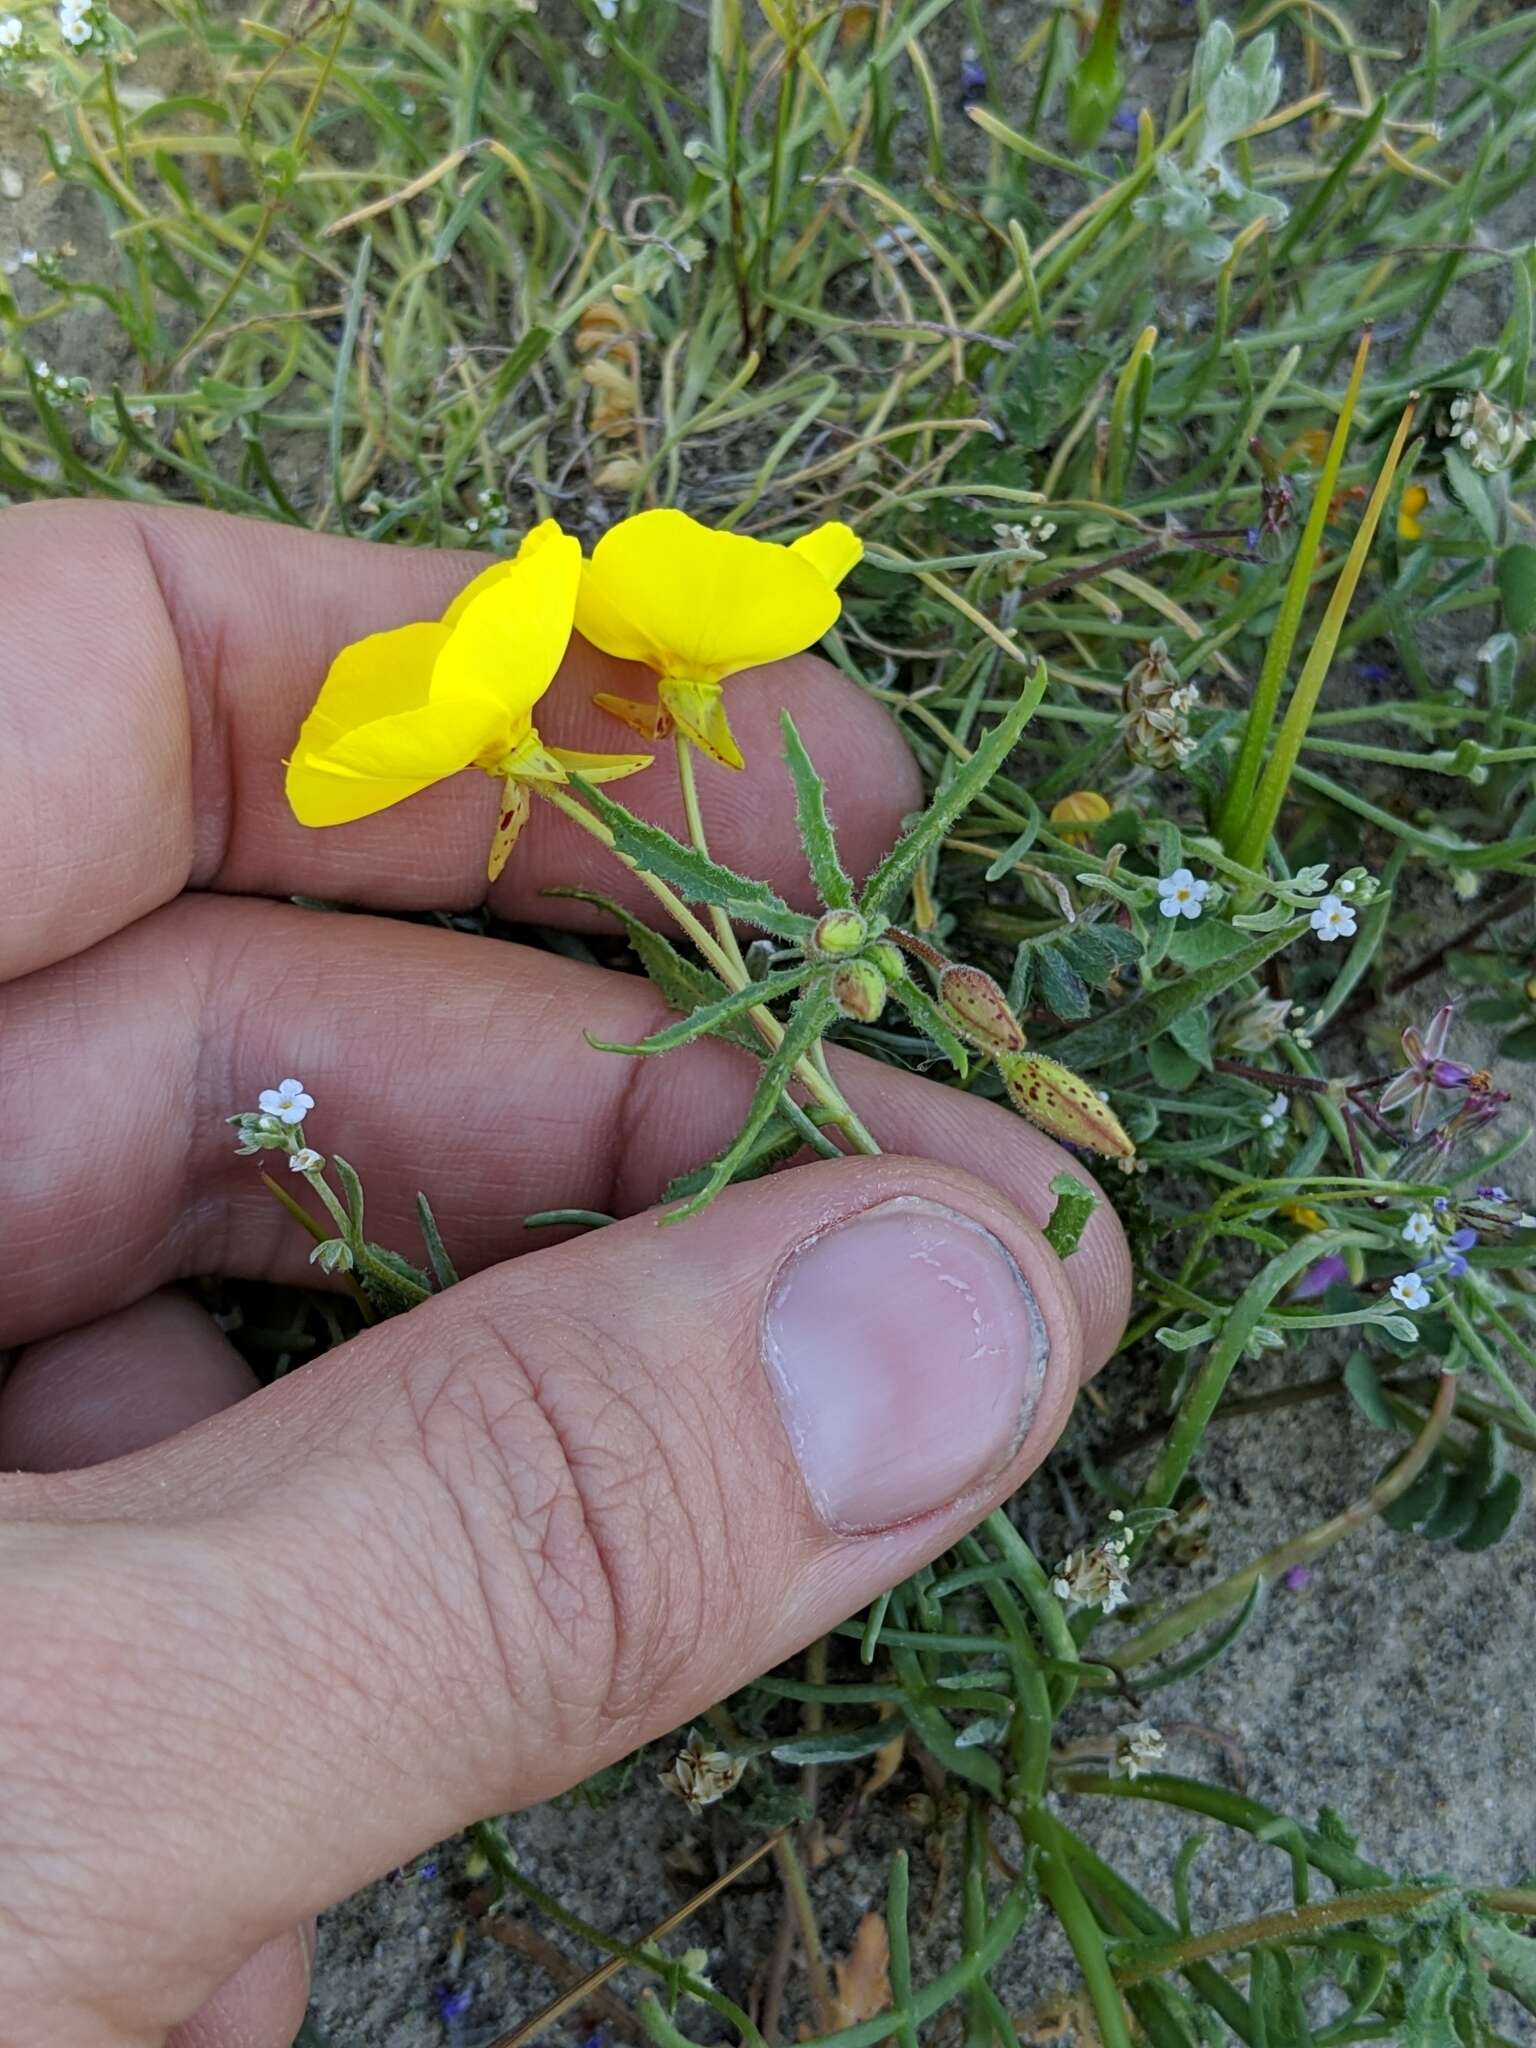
0;502;1131;2047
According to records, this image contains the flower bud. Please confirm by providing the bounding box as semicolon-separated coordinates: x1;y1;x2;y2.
870;939;906;982
830;958;888;1023
812;907;869;955
310;1237;355;1275
1049;790;1111;842
997;1051;1135;1159
938;965;1026;1057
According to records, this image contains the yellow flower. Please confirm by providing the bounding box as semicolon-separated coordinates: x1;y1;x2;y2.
1050;790;1112;842
576;507;862;770
1397;484;1429;541
286;520;651;879
1279;1200;1328;1231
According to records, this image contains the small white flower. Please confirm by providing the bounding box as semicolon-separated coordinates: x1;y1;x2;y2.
1336;876;1355;896
1401;1210;1435;1248
258;1078;314;1125
0;15;22;46
289;1147;324;1174
1309;894;1357;942
1390;1271;1432;1311
1053;1531;1133;1615
1156;867;1210;920
1112;1721;1167;1781
1258;1090;1289;1130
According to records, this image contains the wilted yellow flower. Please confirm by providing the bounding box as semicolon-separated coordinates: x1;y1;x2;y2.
1050;790;1112;842
286;520;651;879
1397;483;1429;541
578;508;861;769
1279;1200;1328;1231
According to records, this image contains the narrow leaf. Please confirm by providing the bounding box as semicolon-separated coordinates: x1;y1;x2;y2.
665;991;835;1221
781;711;854;908
860;661;1049;919
1055;920;1308;1071
588;966;809;1056
547;887;760;1051
415;1192;460;1289
572;780;813;939
888;973;970;1075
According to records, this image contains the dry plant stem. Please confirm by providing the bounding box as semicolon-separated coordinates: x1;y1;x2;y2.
1109;1372;1457;1674
772;1831;837;2036
538;784;881;1154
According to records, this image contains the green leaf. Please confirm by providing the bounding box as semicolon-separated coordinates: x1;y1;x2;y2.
1043;1172;1101;1259
1400;1930;1468;2048
888;972;970;1076
770;1722;900;1765
860;660;1049;919
331;1154;367;1241
1057;920;1309;1072
1147;1036;1202;1091
780;711;853;909
1058;920;1143;981
588;966;809;1056
1166;916;1251;968
1168;1004;1213;1070
1466;1913;1536;1998
1456;1469;1523;1551
661;1111;814;1204
1497;542;1536;634
664;990;834;1221
415;1192;459;1289
1035;947;1093;1020
572;781;813;940
548;887;761;1052
1498;1019;1536;1061
1342;1350;1394;1430
1380;1454;1449;1533
1444;446;1499;549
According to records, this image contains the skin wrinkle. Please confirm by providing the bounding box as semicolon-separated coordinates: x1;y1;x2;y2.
128;507;228;891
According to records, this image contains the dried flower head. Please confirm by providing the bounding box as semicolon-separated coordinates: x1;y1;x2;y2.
661;1737;747;1813
1123;638;1199;768
1052;1527;1133;1615
1112;1721;1166;1780
1218;991;1292;1054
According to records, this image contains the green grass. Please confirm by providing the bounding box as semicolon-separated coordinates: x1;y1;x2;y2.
8;1;1536;2042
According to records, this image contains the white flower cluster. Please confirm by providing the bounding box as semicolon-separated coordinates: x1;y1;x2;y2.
1112;1721;1167;1781
228;1078;324;1173
1053;1514;1133;1616
58;0;95;45
1449;391;1529;475
993;513;1058;564
0;14;23;47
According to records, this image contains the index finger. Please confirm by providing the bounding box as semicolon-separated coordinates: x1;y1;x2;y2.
0;501;919;982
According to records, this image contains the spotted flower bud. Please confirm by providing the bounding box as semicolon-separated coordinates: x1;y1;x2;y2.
997;1051;1135;1159
830;958;888;1023
938;965;1026;1057
812;907;869;956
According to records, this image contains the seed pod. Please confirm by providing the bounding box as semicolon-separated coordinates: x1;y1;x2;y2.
938;965;1026;1057
997;1051;1135;1159
830;958;888;1023
812;907;869;956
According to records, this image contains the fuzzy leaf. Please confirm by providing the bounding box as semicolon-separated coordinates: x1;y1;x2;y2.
1342;1351;1394;1430
1043;1173;1100;1259
860;661;1049;919
415;1192;459;1289
1035;947;1093;1020
1054;920;1308;1072
781;711;854;909
548;887;762;1051
1058;920;1143;981
588;966;809;1056
888;973;971;1076
770;1724;902;1766
1400;1930;1468;2048
1466;1913;1536;1998
661;1111;813;1204
572;780;813;939
665;989;834;1221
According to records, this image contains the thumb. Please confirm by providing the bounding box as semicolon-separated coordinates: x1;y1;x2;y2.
2;1154;1110;2041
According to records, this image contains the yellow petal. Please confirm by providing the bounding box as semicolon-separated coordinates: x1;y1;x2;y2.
287;621;450;826
592;692;672;743
441;518;569;630
660;675;744;770
546;745;653;784
500;730;570;784
1397;484;1428;542
432;523;580;721
488;778;531;883
789;520;862;588
576;508;842;682
316;689;509;786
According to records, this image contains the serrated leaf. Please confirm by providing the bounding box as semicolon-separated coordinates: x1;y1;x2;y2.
1043;1173;1101;1259
887;972;970;1075
1053;920;1308;1072
860;660;1049;919
572;780;814;939
547;887;762;1051
588;965;809;1056
1035;947;1093;1020
665;989;834;1221
1456;1469;1523;1551
781;711;854;909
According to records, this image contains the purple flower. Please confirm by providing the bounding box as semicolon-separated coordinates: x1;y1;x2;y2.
435;1984;473;2022
1110;104;1139;133
1477;1185;1509;1203
959;57;987;104
1377;1004;1479;1132
1283;1565;1313;1591
1356;660;1395;683
1432;1195;1451;1212
1292;1253;1349;1300
1439;1226;1478;1279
